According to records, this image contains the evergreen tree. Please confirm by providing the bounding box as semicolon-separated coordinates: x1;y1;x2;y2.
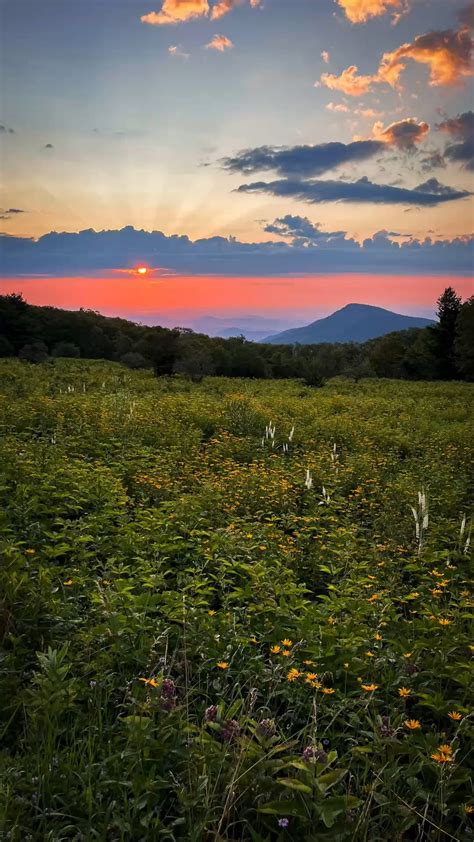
430;287;462;379
455;296;474;381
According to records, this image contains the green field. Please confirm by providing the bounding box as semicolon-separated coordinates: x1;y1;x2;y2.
1;359;473;841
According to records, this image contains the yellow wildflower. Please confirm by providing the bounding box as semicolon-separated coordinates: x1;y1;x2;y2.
281;639;293;647
448;711;462;721
63;579;74;586
368;594;380;603
282;649;291;657
305;673;318;681
287;668;301;682
322;687;335;695
208;610;216;616
403;652;413;658
217;661;229;670
439;618;452;626
361;683;378;692
270;645;281;654
398;687;411;697
404;719;421;730
373;633;382;641
303;659;314;666
365;651;375;658
464;805;474;814
139;677;159;688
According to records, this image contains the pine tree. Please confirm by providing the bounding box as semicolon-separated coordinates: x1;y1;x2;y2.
430;287;462;379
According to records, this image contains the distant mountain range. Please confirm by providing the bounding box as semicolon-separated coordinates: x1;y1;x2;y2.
263;303;435;345
191;315;299;341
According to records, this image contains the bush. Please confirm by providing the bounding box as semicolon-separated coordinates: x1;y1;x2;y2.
18;341;49;363
52;341;81;358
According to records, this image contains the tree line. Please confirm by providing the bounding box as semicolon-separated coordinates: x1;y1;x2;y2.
0;288;472;382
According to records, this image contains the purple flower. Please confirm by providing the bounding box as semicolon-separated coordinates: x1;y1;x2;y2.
302;746;328;763
204;705;218;723
278;817;289;828
258;718;276;737
220;719;241;743
161;678;176;699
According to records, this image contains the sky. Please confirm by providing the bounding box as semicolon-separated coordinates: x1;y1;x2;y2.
0;0;473;327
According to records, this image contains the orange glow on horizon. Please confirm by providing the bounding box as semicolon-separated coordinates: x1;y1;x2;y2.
1;273;472;324
136;266;148;275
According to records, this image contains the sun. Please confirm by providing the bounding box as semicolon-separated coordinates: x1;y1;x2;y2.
136;266;148;275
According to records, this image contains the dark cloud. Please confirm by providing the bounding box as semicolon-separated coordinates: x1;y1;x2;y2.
236;175;471;206
221;140;384;178
43;143;54;149
437;110;474;171
0;225;471;277
0;207;26;220
263;215;346;242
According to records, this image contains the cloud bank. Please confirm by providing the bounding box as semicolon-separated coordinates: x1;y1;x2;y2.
0;225;472;277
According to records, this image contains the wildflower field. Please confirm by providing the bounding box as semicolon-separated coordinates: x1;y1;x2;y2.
0;358;473;841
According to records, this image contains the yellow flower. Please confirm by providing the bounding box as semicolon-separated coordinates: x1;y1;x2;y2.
439;618;452;626
63;579;74;586
305;672;318;681
365;651;375;658
438;744;453;755
259;545;267;551
322;687;335;695
373;633;382;641
368;594;380;603
403;652;413;658
25;548;36;555
398;687;411;697
281;639;293;647
303;659;314;666
361;683;378;692
287;668;301;682
139;677;159;688
470;645;474;652
404;719;421;730
249;637;258;645
208;610;216;616
431;588;442;596
431;750;453;764
464;805;474;814
217;661;229;670
343;662;350;668
327;617;337;625
448;711;462;721
407;592;420;599
282;649;291;657
270;645;281;654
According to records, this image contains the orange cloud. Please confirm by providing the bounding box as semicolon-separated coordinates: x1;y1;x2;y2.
326;101;349;112
335;0;408;24
319;65;375;96
141;0;209;25
372;117;430;148
319;24;473;95
205;33;234;51
211;0;260;20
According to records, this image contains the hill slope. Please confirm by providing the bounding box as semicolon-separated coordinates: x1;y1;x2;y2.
264;303;435;345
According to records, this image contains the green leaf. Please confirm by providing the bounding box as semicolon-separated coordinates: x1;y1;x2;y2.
276;777;313;794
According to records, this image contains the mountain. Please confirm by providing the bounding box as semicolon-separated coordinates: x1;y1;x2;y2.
263;303;435;345
191;315;298;341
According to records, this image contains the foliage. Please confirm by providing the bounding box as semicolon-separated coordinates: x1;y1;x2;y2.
0;359;473;841
1;289;472;383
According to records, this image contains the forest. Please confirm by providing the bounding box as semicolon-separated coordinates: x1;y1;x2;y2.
1;287;473;384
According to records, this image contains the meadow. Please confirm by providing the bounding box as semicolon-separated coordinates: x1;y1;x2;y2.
0;358;473;841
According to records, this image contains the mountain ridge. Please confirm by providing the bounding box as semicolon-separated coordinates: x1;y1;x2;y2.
263;303;435;345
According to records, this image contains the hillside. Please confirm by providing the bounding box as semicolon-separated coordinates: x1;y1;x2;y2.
264;303;435;344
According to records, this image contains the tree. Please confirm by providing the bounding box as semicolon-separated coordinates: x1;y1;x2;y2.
429;287;462;379
173;335;215;382
18;341;49;363
455;296;474;381
52;341;81;358
120;351;148;369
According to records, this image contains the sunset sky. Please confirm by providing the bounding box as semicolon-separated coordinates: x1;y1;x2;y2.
1;0;473;327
